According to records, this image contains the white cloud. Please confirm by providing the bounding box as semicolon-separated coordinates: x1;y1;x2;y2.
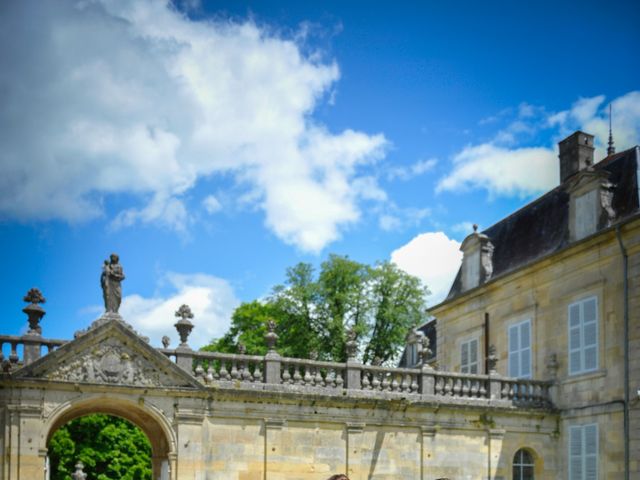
391;231;462;305
387;158;437;181
436;144;558;197
0;0;386;253
119;272;239;348
550;91;640;159
202;195;222;214
438;91;640;198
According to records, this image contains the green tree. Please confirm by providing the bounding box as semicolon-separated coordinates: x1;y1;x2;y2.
203;255;429;364
48;414;152;480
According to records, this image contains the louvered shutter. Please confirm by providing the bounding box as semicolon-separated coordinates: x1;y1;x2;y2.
584;424;598;480
461;341;469;373
582;298;598;372
569;426;583;480
520;321;531;378
509;320;531;378
509;325;519;376
469;339;478;374
568;303;582;374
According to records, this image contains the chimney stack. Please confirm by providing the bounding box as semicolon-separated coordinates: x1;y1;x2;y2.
558;131;595;183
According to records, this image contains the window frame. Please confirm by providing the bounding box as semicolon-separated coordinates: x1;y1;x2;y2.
512;448;535;480
568;295;599;376
460;337;479;374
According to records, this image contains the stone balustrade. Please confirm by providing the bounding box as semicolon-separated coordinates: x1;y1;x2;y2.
0;334;66;370
1;330;553;409
158;346;553;408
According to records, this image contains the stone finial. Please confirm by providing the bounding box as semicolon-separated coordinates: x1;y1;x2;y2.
22;288;46;335
372;356;382;366
161;336;170;349
420;335;433;366
487;344;498;374
264;319;278;353
237;343;246;355
345;327;358;361
309;350;318;361
71;461;87;480
174;304;194;347
472;223;478;233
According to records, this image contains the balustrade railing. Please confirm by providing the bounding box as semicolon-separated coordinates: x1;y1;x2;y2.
0;334;67;370
499;378;551;407
280;357;345;389
432;371;489;399
1;333;552;409
155;346;552;408
361;365;419;393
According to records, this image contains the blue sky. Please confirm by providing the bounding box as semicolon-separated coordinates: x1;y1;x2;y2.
1;0;639;347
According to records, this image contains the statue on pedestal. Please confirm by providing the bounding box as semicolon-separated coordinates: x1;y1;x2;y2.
101;254;125;314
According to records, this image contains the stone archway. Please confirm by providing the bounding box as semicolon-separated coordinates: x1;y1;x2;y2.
44;396;176;480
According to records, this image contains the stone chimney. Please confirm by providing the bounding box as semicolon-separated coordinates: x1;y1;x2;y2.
558;131;595;183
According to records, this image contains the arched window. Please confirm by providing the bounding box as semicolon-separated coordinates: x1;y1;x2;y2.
513;448;534;480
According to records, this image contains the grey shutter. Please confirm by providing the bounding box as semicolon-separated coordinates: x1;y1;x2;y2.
509;324;519;377
582;298;598;372
520;320;531;378
461;342;469;373
470;339;478;374
569;303;582;374
584;424;598;480
569;426;583;480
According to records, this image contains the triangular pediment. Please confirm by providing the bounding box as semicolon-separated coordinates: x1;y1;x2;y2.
15;318;203;390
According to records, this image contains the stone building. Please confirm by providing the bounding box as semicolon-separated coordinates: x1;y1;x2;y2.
0;130;637;480
430;131;640;479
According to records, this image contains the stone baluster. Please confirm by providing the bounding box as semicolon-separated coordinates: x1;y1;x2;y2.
263;319;281;384
344;327;361;389
174;304;194;373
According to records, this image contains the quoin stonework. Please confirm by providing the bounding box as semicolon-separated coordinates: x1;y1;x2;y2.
1;130;639;479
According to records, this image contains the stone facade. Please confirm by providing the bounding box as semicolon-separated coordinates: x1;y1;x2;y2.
430;139;640;478
1;317;559;480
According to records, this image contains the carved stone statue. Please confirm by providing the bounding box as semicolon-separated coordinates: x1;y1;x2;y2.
101;254;125;313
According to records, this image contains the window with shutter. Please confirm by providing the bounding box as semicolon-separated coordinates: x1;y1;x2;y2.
460;338;479;374
508;319;532;378
568;296;599;375
569;424;598;480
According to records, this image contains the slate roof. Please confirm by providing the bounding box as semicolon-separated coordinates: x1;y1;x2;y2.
443;146;639;303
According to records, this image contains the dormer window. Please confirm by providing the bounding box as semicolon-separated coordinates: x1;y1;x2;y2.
460;225;494;292
574;189;598;240
567;170;616;242
463;248;480;290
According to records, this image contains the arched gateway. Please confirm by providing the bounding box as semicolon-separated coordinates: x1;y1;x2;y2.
1;262;560;479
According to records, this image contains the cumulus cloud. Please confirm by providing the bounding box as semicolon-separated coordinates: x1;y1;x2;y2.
391;231;462;305
119;272;239;348
550;91;640;159
0;0;386;252
437;144;558;197
438;91;640;198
